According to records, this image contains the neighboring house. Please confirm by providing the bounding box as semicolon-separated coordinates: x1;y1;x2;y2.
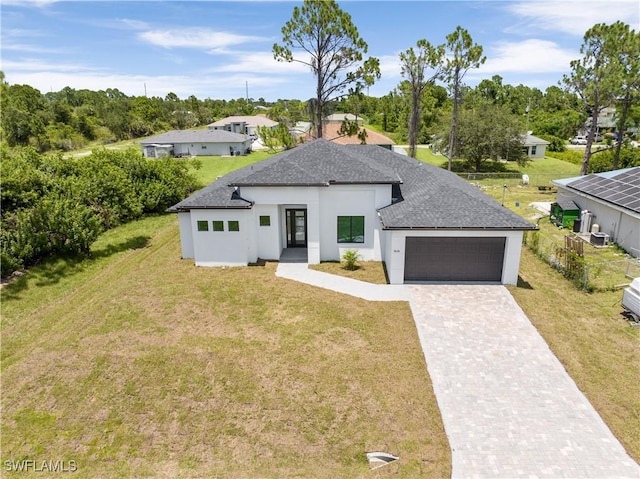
304;122;395;150
523;134;550;159
290;121;313;140
168;139;536;284
583;107;639;139
141;130;252;157
552;167;640;257
208;115;279;136
325;113;362;124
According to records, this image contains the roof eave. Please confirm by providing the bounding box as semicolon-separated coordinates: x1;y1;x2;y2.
169;203;254;213
380;225;538;231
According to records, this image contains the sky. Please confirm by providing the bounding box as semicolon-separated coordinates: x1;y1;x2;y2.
1;0;639;101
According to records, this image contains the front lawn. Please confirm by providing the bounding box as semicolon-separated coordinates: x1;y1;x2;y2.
509;249;640;461
309;261;388;284
1;217;450;478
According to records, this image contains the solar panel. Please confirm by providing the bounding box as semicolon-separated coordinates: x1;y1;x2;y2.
567;168;640;213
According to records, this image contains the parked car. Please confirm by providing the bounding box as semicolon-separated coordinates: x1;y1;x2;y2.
570;136;587;145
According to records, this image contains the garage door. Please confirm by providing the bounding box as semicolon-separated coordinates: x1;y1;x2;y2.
404;237;505;282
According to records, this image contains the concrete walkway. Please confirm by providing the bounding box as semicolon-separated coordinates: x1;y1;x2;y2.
275;263;640;478
275;262;410;301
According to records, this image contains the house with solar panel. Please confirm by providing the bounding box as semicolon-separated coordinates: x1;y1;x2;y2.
552;167;640;257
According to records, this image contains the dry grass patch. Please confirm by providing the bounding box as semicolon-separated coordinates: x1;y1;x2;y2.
1;219;450;478
309;261;389;284
509;248;640;462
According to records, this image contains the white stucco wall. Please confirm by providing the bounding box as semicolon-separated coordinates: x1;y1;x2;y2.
178;212;194;259
527;144;547;159
240;186;322;263
318;185;390;262
556;187;640;256
172;141;250;157
384;229;524;285
253;204;281;260
234;184;392;264
189;209;252;266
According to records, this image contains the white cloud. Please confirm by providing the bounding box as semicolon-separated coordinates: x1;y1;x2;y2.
1;43;63;54
208;51;309;74
507;1;640;36
0;58;101;73
479;39;578;75
0;0;58;7
138;28;267;50
2;61;300;100
378;54;403;79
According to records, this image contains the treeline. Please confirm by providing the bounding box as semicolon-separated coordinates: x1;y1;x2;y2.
0;71;307;153
0;69;589;154
0;146;200;277
337;77;589;147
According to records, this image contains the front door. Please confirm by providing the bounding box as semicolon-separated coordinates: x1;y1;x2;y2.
286;209;307;248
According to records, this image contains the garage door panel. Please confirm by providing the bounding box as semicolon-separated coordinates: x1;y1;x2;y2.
404;237;505;282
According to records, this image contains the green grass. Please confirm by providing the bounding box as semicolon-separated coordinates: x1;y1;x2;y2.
4;141;637;476
1;219;450;478
309;261;388;284
192;151;274;187
508;249;640;461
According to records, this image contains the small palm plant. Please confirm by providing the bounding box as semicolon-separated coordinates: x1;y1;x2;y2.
341;249;361;271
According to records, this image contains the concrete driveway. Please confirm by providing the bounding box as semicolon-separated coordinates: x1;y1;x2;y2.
409;284;639;478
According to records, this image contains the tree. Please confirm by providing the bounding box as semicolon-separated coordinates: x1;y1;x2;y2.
608;22;640;169
256;124;297;152
273;0;380;139
440;26;486;170
399;39;444;157
563;22;626;175
451;103;527;172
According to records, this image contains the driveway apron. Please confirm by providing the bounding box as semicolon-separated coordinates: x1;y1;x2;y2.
409;284;639;479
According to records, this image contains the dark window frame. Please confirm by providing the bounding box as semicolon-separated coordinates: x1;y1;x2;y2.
259;215;271;226
197;220;209;232
337;216;365;243
212;220;224;232
228;220;240;232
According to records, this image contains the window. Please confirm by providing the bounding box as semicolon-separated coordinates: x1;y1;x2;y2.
201;145;207;149
197;220;209;232
531;145;537;155
212;221;224;231
337;216;364;243
228;220;240;232
259;215;271;226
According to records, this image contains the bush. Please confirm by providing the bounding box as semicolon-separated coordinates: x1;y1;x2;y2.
0;146;200;277
546;150;583;165
538;134;566;152
341;249;361;271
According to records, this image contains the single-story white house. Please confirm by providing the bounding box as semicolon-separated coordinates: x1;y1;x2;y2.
208;115;279;136
523;134;550;159
325;113;363;124
168;139;537;284
140;129;252;157
552;167;640;257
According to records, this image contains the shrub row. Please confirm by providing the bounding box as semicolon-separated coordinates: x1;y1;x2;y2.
1;146;200;277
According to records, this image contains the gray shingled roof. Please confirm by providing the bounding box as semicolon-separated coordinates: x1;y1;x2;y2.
231;139;399;186
345;145;536;230
140;129;248;145
168;139;537;230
